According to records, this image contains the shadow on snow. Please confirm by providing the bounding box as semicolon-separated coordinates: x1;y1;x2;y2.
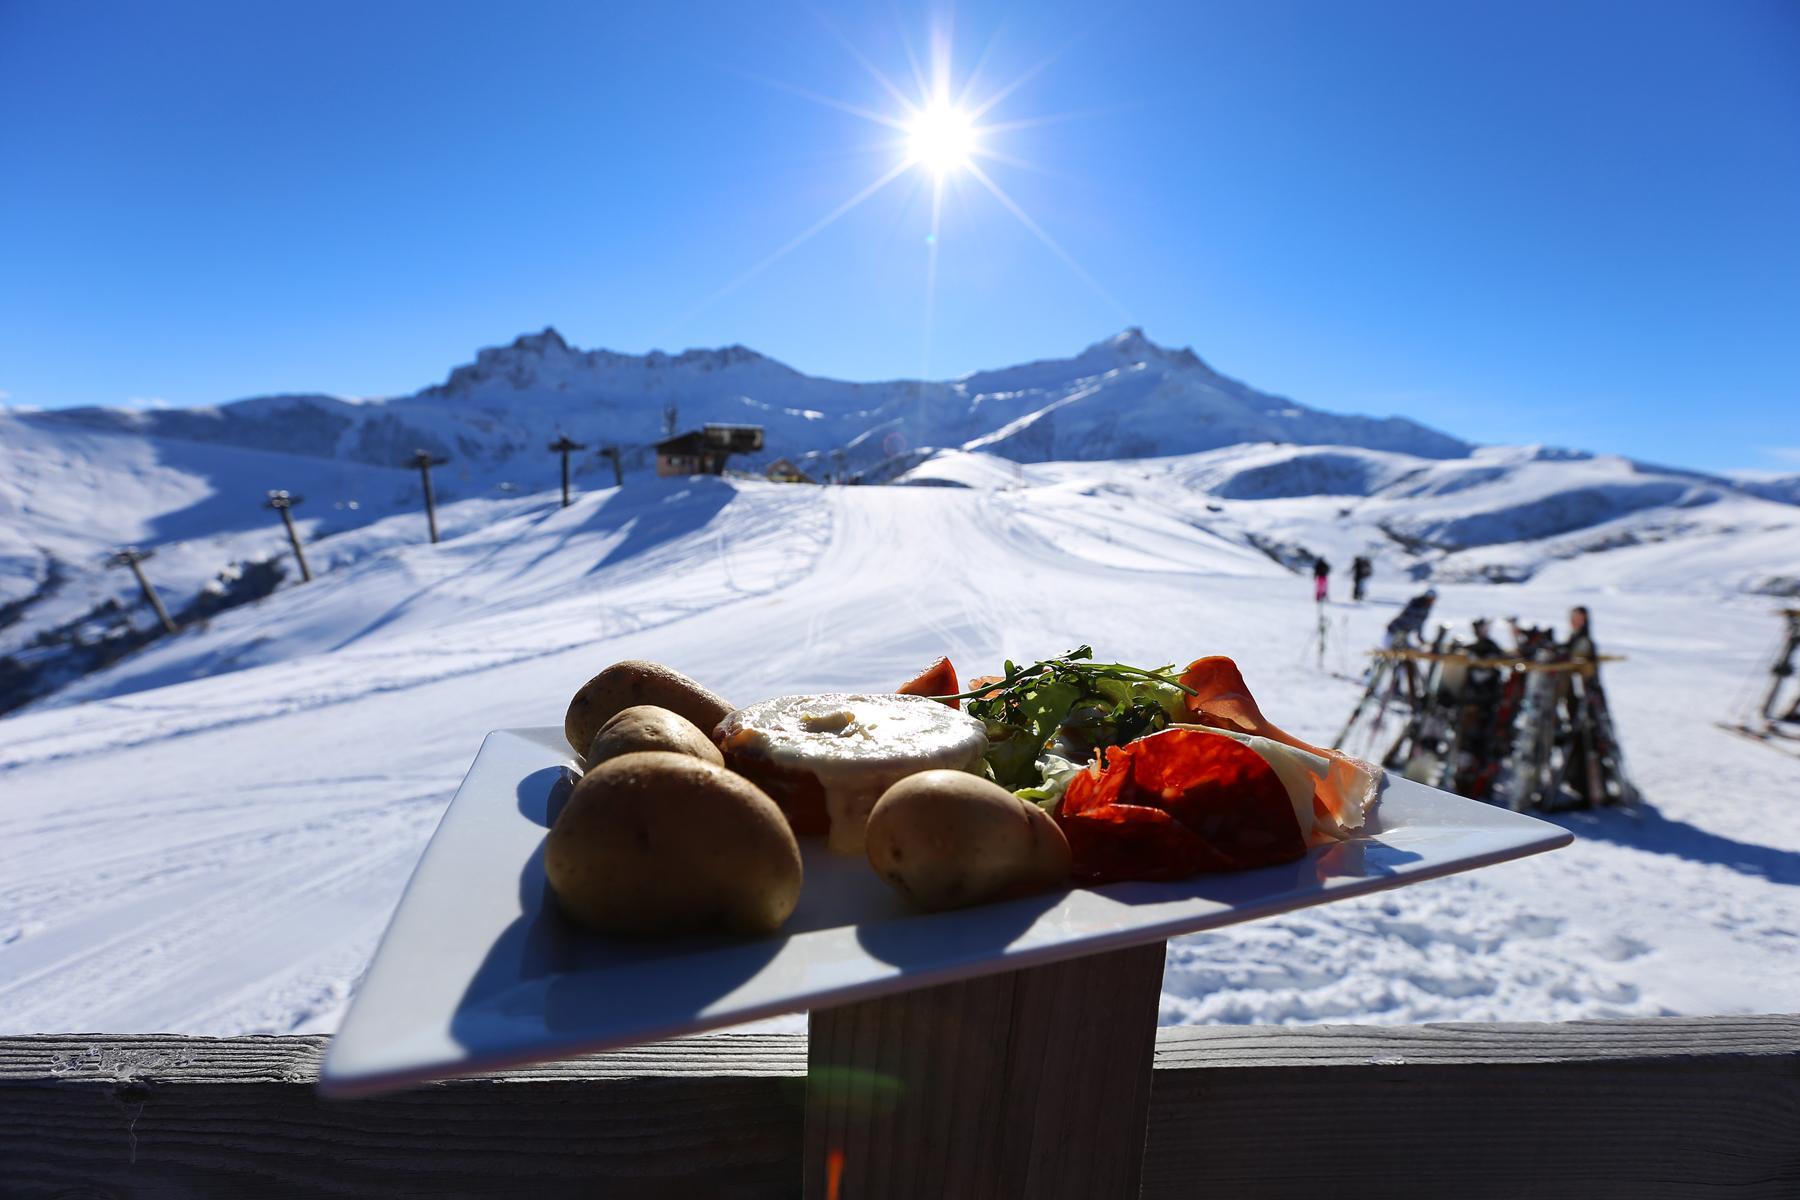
1546;802;1800;886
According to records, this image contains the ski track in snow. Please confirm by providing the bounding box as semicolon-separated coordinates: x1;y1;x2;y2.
1;474;1796;1036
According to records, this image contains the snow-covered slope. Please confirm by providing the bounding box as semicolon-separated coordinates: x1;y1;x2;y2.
3;324;1794;708
900;446;1800;597
2;474;1795;1037
0;326;1480;701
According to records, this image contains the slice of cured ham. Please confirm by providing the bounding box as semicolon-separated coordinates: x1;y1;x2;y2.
1177;656;1377;838
1056;728;1307;883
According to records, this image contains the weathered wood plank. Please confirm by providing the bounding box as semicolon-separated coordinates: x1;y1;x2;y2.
1152;1013;1800;1066
1;1017;1795;1198
0;1031;807;1082
801;941;1166;1200
1144;1015;1800;1200
0;1032;807;1199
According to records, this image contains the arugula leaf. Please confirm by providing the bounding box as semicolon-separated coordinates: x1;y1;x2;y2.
977;676;1084;790
943;648;1197;791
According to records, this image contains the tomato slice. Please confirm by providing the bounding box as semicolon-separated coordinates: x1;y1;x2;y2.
1057;728;1305;883
896;656;960;709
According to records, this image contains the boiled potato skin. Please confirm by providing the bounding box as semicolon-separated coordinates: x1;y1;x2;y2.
587;705;723;769
865;770;1072;911
565;661;734;757
546;751;802;936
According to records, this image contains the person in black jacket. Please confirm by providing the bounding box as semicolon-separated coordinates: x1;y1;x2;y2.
1565;606;1596;662
1312;556;1331;603
1350;555;1372;602
1559;606;1608;806
1385;589;1436;648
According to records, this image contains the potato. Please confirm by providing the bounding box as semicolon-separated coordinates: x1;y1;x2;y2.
545;751;802;936
588;705;723;769
865;770;1071;911
565;660;734;757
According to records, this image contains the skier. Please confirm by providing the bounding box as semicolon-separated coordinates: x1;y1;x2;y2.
1383;588;1437;702
1350;555;1372;602
1312;556;1331;604
1385;588;1436;649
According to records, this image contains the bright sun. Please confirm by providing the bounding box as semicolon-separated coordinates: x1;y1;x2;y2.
905;100;977;177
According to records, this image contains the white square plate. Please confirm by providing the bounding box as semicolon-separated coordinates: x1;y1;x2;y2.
320;727;1571;1095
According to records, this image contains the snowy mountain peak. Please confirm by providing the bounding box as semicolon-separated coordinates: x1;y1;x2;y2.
510;326;571;356
424;329;788;399
1107;325;1155;353
645;344;781;372
1085;326;1208;372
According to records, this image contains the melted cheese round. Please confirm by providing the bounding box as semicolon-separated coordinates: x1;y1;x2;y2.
718;693;989;855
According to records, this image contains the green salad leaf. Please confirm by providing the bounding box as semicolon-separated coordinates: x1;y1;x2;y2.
935;647;1197;791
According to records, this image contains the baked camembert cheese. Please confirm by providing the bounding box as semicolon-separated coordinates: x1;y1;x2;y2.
716;693;988;854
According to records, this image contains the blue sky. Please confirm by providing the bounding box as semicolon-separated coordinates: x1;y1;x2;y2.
2;0;1795;471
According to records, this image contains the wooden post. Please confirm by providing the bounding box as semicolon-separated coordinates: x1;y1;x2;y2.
548;435;588;508
263;491;312;582
599;445;624;487
803;941;1167;1200
105;547;177;634
407;450;449;544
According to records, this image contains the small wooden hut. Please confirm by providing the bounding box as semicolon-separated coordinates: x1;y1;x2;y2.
764;457;818;484
654;424;764;477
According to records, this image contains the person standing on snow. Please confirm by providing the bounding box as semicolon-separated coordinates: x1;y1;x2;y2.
1382;587;1437;702
1466;618;1504;693
1557;606;1604;806
1313;556;1331;603
1351;555;1372;602
1386;588;1436;649
1564;606;1597;663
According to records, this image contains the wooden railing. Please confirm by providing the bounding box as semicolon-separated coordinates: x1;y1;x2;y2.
3;1015;1796;1198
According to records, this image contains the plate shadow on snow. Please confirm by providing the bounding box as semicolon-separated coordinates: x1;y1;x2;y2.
450;759;781;1051
1544;802;1800;886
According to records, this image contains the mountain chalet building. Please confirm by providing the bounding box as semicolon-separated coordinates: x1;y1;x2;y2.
654;424;765;477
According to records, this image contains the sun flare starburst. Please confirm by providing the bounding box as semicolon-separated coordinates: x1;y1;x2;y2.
683;21;1128;372
904;99;977;177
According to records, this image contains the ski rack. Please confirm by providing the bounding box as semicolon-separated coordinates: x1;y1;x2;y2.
1367;649;1624;672
1337;645;1636;811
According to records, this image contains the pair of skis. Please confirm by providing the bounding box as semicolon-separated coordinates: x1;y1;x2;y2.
1715;720;1800;761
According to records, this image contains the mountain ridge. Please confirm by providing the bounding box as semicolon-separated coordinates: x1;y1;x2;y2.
20;326;1472;474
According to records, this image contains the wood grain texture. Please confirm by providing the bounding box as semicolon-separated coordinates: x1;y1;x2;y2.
802;942;1167;1200
0;1032;806;1199
1144;1015;1800;1200
1;1016;1795;1198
